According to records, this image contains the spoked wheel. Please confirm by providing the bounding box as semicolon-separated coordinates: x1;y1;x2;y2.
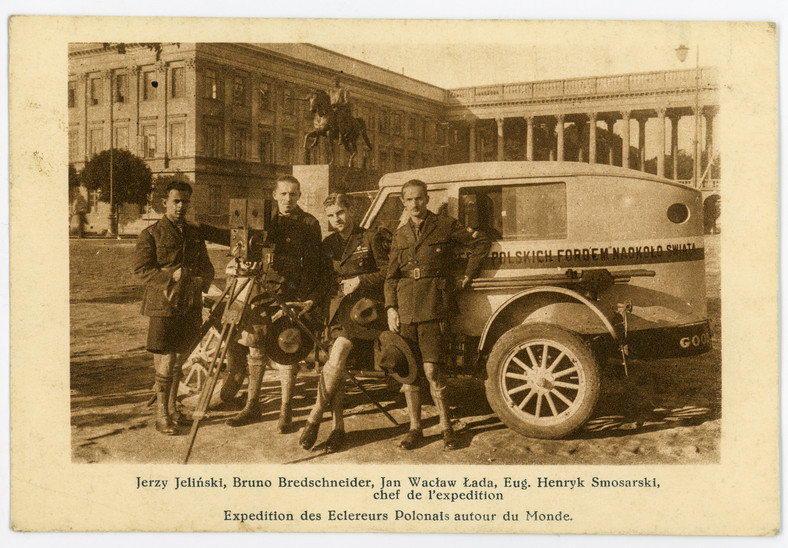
485;324;600;439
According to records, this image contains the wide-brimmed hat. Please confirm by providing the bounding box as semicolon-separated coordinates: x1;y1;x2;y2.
376;331;419;385
335;293;387;340
265;315;315;365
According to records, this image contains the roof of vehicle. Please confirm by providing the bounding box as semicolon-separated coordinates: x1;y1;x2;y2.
377;161;700;193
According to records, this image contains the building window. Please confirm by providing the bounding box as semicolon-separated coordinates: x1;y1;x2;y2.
379;112;389;134
204;69;220;100
90;78;102;106
142;125;157;158
259;129;273;163
89;190;100;213
170;122;185;157
283;88;294;115
408;116;416;139
422;153;430;167
114;126;129;150
232;127;248;160
205;122;221;158
259;82;272;110
114;74;128;103
208;184;222;215
69;129;79;161
232;74;247;106
392;113;402;136
171;67;184;99
379;150;388;170
407;151;417;169
89;128;103;157
143;71;157;101
281;134;295;164
393;150;402;171
68;81;76;108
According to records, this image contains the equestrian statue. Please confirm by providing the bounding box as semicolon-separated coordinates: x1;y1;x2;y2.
304;78;372;167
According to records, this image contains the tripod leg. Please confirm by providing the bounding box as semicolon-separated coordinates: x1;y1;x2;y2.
184;322;236;463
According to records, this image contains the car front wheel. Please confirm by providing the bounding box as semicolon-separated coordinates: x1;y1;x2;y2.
485;323;600;439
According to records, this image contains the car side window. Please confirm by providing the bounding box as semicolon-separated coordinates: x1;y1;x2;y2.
369;189;448;232
460;182;567;240
368;194;403;233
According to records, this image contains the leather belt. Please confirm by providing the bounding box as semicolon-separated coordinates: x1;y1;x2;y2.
402;266;443;280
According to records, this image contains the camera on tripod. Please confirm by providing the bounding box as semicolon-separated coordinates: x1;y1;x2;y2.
228;198;273;265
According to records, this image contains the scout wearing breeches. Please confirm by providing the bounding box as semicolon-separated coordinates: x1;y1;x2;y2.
298;193;390;452
134;181;215;435
385;179;491;450
200;176;322;432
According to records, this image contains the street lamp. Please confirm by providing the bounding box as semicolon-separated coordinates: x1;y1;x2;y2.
675;44;701;188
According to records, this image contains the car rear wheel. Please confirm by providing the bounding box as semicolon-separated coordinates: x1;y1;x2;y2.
485;324;600;439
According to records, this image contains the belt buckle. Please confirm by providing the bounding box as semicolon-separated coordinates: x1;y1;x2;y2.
413;267;421;280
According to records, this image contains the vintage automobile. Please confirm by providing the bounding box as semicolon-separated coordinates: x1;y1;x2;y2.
359;161;712;439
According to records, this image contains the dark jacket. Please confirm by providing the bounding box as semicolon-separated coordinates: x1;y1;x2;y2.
134;216;215;317
199;206;323;303
385;211;490;324
322;224;391;320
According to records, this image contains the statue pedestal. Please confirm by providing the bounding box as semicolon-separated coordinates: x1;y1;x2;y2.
292;165;380;232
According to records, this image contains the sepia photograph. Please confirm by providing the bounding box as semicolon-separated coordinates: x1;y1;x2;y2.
67;39;720;465
9;14;779;535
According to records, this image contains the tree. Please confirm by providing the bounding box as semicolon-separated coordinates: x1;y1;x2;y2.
68;163;80;190
81;148;153;208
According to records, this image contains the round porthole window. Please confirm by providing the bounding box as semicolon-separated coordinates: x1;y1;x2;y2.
667;203;690;224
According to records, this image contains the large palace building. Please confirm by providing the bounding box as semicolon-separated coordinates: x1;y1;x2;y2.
68;42;719;233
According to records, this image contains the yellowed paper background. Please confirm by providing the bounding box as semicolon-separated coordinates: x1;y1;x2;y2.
8;17;779;534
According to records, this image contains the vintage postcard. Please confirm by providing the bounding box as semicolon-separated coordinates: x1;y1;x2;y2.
8;17;779;534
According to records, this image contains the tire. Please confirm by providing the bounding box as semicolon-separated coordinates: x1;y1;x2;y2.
485;323;600;439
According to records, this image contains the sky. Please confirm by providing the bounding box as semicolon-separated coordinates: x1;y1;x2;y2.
315;22;726;89
313;25;723;159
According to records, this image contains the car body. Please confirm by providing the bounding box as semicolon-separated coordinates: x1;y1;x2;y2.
360;161;712;439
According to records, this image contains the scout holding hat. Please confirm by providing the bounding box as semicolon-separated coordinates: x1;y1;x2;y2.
384;179;491;450
299;193;391;452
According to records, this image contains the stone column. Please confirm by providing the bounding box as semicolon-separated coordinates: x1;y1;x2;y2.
656;108;666;178
704;107;716;168
588;112;597;164
670;114;680;179
637;116;647;171
80;73;89;162
496;115;505;161
156;61;169;163
223;67;233;159
250;71;261;162
525;116;534;161
621;110;631;169
606;119;615;165
468;119;476;162
556;114;565;162
130;66;140;155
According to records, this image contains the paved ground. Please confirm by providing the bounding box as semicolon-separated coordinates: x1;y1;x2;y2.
70;236;721;465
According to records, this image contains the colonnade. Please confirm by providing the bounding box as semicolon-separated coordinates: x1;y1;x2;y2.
457;106;717;181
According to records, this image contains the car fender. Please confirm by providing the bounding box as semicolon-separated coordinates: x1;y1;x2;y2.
478;286;621;354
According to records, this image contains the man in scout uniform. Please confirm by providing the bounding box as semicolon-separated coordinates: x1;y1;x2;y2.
205;175;323;433
134;181;215;435
299;193;390;452
384;179;491;450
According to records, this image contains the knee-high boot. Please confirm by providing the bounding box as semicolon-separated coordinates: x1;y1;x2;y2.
155;373;177;435
226;352;264;427
220;342;248;403
168;364;190;427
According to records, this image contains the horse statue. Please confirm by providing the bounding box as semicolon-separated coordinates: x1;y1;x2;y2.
304;90;373;167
